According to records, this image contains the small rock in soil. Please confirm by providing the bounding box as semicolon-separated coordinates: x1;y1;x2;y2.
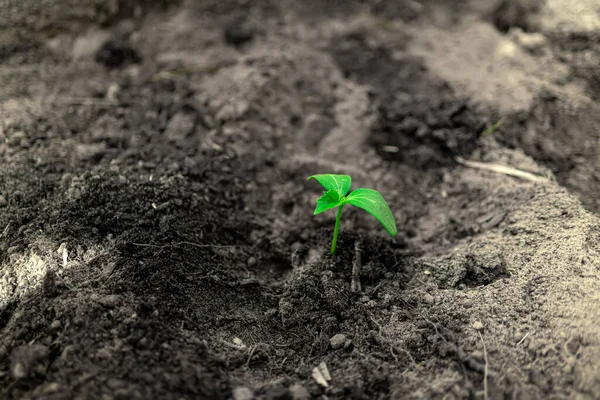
232;386;254;400
50;320;62;330
330;333;347;350
72;30;111;61
423;293;435;304
0;195;7;207
289;384;310;400
164;112;196;141
95;39;141;68
97;294;120;307
10;344;49;379
247;256;257;267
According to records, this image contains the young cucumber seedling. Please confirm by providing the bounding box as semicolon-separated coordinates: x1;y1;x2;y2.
308;174;397;254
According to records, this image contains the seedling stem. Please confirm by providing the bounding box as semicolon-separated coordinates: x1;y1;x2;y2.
331;205;344;254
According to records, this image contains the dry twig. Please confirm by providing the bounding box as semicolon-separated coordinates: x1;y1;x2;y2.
478;331;489;400
455;156;549;183
351;239;362;293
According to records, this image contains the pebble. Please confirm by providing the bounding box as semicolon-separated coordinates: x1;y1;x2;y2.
0;195;7;207
72;30;111;61
247;257;257;267
50;320;62;330
97;294;120;308
329;333;347;350
423;293;435;305
164;112;196;141
232;387;254;400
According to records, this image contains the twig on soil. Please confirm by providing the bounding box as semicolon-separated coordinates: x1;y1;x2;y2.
351;239;362;293
478;331;489;400
246;345;258;367
205;134;223;152
454;157;549;183
516;331;531;347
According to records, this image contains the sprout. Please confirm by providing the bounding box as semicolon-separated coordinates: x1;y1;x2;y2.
308;174;397;254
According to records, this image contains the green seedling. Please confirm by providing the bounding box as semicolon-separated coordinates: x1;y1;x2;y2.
479;119;503;138
308;174;397;255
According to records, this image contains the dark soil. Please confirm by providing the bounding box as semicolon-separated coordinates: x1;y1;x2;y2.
2;1;600;399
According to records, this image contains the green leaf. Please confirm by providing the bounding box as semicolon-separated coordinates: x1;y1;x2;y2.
313;189;344;215
307;174;352;196
479;119;502;138
345;188;397;237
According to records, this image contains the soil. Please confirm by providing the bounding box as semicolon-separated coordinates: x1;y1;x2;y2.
1;0;600;399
